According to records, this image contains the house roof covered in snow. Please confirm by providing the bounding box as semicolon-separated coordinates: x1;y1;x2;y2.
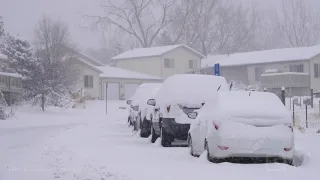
201;54;229;68
206;45;320;67
96;65;162;80
0;53;7;59
111;44;204;60
64;45;104;66
0;72;23;78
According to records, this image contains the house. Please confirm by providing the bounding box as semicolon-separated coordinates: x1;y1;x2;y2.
0;54;23;105
68;48;162;100
96;66;162;100
195;45;320;96
111;44;204;78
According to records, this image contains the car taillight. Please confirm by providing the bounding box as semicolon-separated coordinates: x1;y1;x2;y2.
284;147;292;151
213;122;219;130
167;105;171;113
218;146;229;150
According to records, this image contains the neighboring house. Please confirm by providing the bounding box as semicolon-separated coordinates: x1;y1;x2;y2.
111;44;204;78
0;71;23;105
0;53;23;105
195;45;320;96
96;66;162;100
68;48;162;100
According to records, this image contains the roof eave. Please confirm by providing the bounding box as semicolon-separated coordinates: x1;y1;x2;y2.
219;58;311;67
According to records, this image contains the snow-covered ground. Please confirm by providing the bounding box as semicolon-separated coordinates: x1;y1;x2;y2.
1;101;319;180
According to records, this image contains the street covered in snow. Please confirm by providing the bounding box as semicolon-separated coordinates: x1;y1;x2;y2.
0;101;319;180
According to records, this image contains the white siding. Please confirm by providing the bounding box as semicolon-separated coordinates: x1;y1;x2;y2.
73;61;101;99
160;47;201;78
115;56;162;77
221;66;248;84
310;54;320;92
100;78;162;100
246;61;310;85
115;47;202;78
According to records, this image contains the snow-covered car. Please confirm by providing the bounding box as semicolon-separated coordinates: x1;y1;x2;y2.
150;74;229;147
128;83;162;134
188;91;294;164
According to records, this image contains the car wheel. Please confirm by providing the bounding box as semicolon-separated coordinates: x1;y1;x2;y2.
161;127;171;147
206;140;220;163
205;140;211;161
128;117;132;127
140;117;150;138
283;159;293;166
150;126;158;143
188;135;195;157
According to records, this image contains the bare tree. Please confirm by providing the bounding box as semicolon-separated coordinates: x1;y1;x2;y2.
0;16;4;38
156;0;220;56
87;0;177;48
157;0;261;56
278;0;320;47
31;16;79;111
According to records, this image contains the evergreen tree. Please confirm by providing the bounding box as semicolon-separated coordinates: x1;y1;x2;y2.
0;16;4;38
0;34;34;77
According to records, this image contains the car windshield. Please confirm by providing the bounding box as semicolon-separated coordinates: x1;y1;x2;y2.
1;0;318;179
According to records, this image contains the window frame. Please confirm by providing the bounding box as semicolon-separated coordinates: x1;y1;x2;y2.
189;60;194;69
315;63;320;78
289;64;304;73
164;58;174;68
84;75;94;88
255;67;264;81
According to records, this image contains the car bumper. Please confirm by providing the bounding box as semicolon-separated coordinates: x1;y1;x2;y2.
207;136;294;159
162;118;190;140
141;119;152;130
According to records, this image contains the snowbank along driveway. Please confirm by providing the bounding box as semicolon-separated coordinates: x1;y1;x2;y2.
0;101;319;180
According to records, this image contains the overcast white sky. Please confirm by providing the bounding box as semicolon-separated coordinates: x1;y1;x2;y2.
1;0;319;50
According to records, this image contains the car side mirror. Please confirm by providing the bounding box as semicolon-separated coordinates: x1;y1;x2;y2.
127;100;132;105
187;112;198;119
147;99;156;106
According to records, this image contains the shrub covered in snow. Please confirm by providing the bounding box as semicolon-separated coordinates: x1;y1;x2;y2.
0;90;7;120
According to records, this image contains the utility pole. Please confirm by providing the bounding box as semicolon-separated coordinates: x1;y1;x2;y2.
281;87;286;106
105;83;108;114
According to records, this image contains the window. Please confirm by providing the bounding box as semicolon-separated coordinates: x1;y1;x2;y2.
84;75;93;88
189;60;195;69
164;58;174;68
290;64;304;72
315;64;320;78
255;67;264;81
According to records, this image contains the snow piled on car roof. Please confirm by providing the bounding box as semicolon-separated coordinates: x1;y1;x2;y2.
131;83;162;104
203;91;291;124
155;74;228;106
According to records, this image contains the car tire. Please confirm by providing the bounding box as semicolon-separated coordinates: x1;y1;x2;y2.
161;127;171;147
188;135;195;157
283;159;293;166
128;117;132;127
205;140;220;163
133;117;140;131
150;126;158;143
140;117;150;138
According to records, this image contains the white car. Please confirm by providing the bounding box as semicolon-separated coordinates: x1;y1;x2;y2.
128;83;162;135
151;74;229;147
188;91;294;164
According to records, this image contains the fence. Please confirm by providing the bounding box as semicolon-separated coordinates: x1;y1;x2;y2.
287;97;320;129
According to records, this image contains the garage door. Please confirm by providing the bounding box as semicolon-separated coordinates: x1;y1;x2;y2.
124;83;140;100
105;83;120;100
